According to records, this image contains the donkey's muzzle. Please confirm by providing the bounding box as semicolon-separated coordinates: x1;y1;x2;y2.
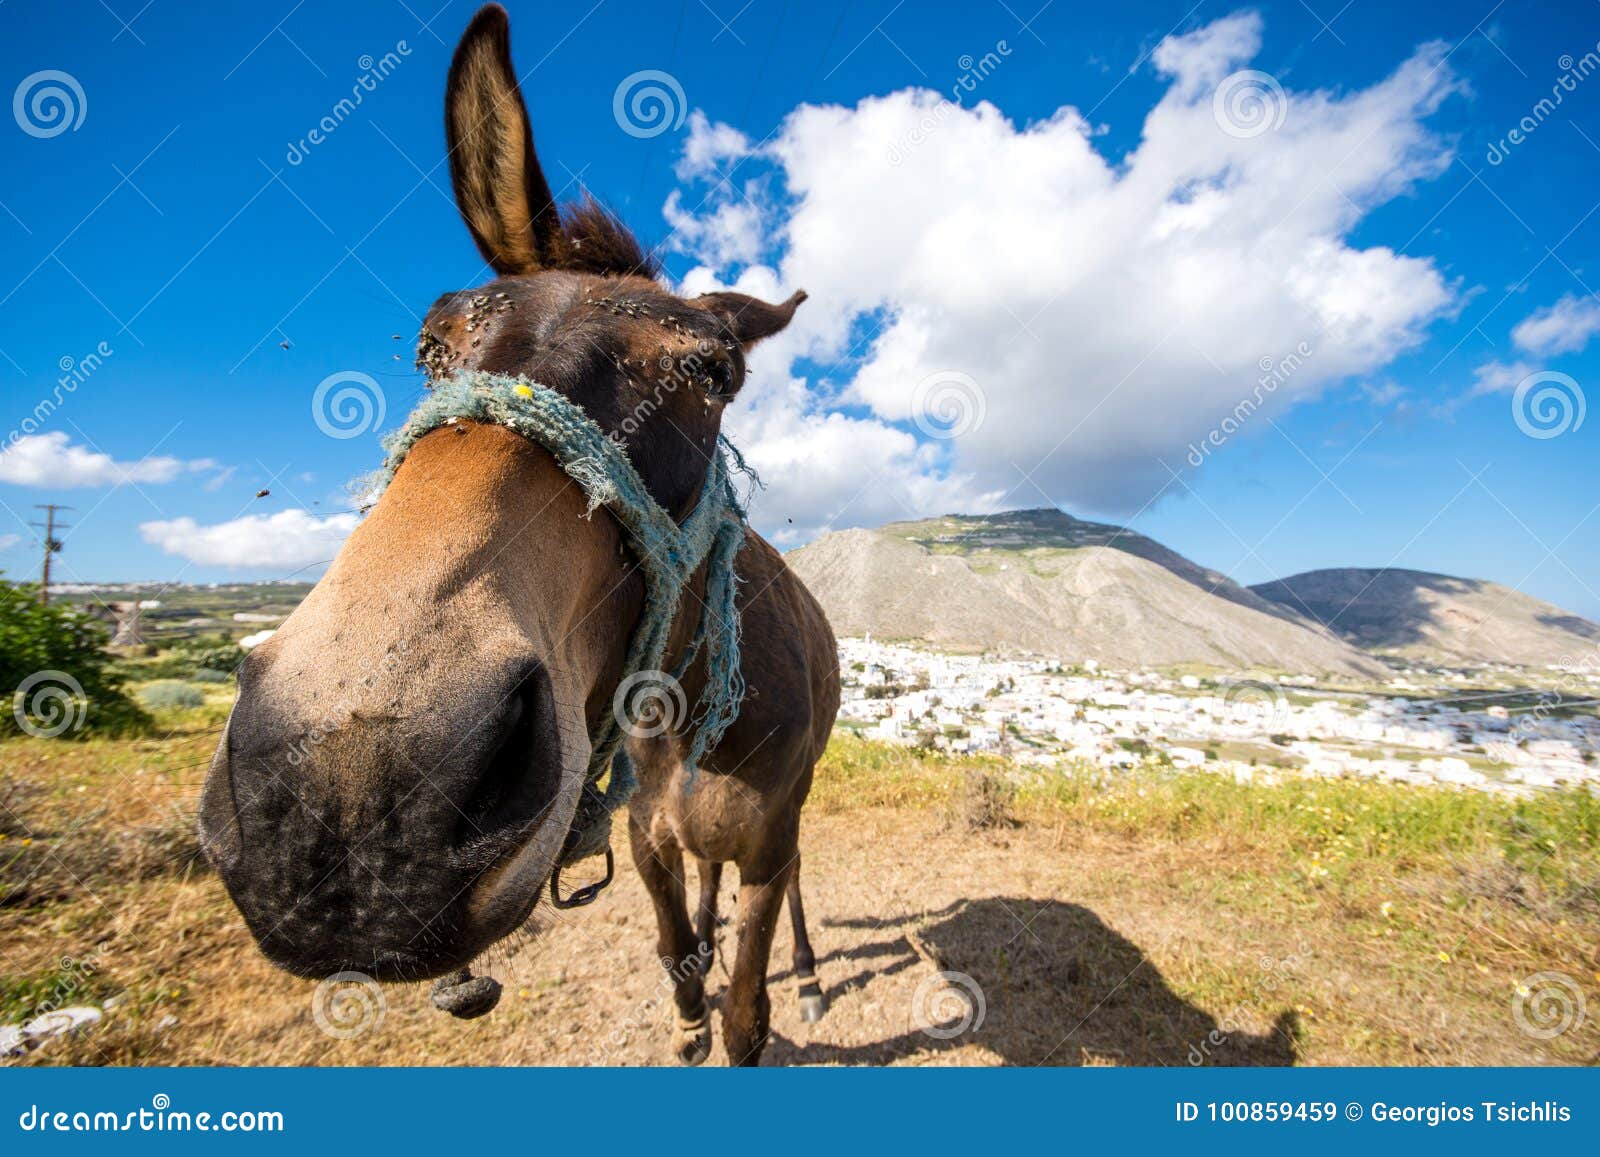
199;659;567;980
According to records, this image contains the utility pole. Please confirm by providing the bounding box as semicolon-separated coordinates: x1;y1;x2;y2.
30;504;71;605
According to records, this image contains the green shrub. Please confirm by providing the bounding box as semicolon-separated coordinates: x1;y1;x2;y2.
1;581;151;738
188;667;230;684
170;634;242;673
135;681;205;710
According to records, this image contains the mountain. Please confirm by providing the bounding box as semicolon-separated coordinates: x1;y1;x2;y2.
1251;568;1600;668
786;510;1382;676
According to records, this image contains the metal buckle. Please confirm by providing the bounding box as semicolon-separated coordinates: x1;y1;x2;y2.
549;846;615;909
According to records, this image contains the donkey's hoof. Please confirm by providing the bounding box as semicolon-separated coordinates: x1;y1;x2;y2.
797;981;827;1023
674;1010;712;1066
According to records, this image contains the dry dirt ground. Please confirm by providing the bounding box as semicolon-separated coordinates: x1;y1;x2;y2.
5;791;1596;1067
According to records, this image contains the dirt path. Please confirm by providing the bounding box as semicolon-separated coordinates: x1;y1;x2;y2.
9;796;1587;1068
20;803;1569;1068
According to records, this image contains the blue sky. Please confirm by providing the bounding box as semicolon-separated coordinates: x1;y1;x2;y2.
1;0;1596;619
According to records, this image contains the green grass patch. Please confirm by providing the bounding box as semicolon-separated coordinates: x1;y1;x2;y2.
816;733;1600;899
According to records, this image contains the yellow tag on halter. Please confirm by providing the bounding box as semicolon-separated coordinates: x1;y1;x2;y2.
512;384;534;399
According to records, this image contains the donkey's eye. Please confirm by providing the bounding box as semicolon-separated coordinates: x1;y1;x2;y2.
706;359;736;395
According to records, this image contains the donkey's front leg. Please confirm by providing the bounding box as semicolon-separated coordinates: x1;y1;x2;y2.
628;816;713;1065
723;856;795;1066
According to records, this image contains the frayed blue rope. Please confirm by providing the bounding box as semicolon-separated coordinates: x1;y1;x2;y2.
373;371;749;862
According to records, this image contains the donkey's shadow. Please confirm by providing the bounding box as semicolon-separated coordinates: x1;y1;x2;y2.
765;897;1299;1066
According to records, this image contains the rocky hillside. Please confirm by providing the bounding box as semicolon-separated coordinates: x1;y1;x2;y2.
1251;568;1600;668
786;510;1381;676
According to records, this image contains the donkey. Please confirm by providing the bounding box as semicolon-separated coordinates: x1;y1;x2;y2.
198;3;839;1066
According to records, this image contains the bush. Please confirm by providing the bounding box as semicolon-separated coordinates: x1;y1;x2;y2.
168;634;243;673
188;667;230;684
135;681;205;710
0;581;151;738
953;768;1018;832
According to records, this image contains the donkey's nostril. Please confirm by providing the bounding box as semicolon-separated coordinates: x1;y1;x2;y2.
453;664;564;855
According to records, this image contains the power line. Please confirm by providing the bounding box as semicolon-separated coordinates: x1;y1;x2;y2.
29;504;73;605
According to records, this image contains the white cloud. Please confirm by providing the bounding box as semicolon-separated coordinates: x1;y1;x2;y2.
0;432;219;488
666;12;1463;540
1512;294;1600;357
1149;10;1263;93
1468;359;1536;397
0;533;21;552
140;510;358;569
663;188;767;267
675;110;751;178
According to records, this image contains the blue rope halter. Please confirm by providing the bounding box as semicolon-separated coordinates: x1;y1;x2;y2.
373;370;749;865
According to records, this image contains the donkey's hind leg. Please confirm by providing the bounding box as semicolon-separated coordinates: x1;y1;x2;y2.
628;815;713;1066
723;852;795;1066
693;857;723;974
787;852;827;1023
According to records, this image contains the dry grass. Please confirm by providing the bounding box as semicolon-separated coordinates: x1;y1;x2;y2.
1;724;1597;1066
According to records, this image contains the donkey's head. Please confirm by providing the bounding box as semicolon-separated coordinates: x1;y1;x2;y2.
199;4;801;981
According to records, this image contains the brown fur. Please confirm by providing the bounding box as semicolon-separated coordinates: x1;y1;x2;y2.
200;3;838;1067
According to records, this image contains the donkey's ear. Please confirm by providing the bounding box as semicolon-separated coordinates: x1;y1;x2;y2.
445;5;561;275
694;290;807;348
